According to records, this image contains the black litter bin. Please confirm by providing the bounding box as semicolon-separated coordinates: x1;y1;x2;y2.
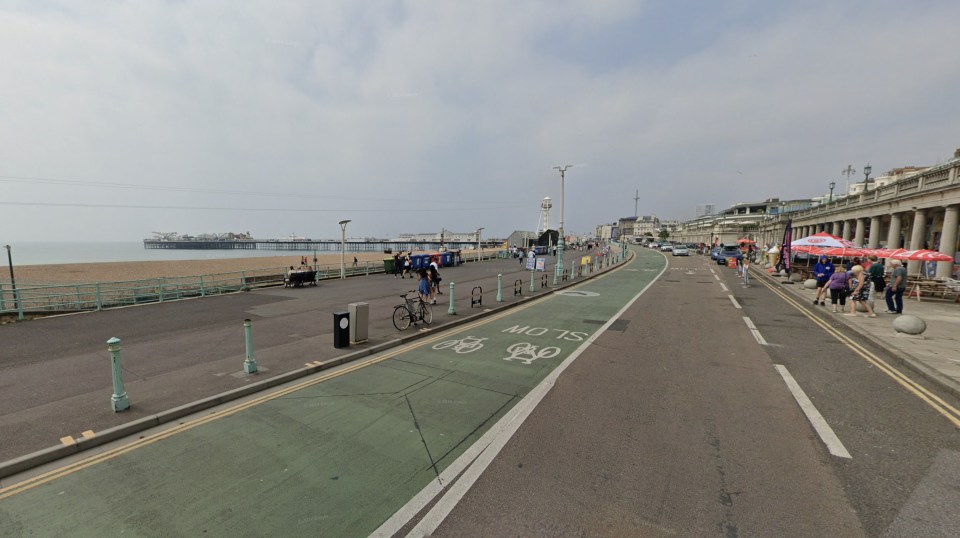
333;312;350;348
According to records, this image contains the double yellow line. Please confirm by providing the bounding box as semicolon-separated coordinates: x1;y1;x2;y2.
757;275;960;428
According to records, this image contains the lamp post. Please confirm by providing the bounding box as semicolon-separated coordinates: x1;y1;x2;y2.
476;227;484;261
552;164;572;285
862;164;872;192
5;245;21;317
338;219;351;279
828;181;835;203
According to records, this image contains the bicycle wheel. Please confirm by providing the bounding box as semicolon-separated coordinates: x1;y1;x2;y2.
419;302;433;325
393;305;412;331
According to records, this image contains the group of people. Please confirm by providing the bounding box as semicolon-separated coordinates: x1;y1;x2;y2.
812;254;909;316
392;252;443;304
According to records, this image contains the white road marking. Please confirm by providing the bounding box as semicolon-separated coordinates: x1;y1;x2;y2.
728;295;742;309
714;274;720;280
775;365;852;459
742;316;768;345
719;283;728;292
376;260;671;538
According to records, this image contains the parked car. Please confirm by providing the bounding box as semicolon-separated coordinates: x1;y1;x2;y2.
716;245;743;265
672;245;689;256
660;243;673;252
710;247;721;260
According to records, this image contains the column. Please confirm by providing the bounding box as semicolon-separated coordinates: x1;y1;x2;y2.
907;209;927;274
842;220;852;241
831;222;840;235
854;218;866;246
867;216;882;248
937;205;959;278
886;213;903;267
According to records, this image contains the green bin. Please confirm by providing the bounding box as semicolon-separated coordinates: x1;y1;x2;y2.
383;258;395;273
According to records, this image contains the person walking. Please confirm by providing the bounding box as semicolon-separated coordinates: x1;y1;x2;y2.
884;259;908;314
846;265;876;317
865;254;885;302
417;268;433;305
393;253;402;278
403;255;412;279
826;265;850;313
429;257;442;295
812;255;835;306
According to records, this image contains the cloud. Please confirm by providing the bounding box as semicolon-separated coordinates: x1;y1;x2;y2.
1;0;958;242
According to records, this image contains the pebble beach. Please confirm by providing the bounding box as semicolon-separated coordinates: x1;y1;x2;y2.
7;252;393;285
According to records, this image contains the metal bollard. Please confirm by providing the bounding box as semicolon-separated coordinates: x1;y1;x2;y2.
448;282;456;315
106;337;130;412
571;260;576;279
514;279;522;297
497;274;503;302
541;274;548;289
529;267;535;292
243;319;258;373
471;286;482;308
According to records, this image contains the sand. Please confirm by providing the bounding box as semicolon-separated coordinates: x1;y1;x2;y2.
5;252;394;285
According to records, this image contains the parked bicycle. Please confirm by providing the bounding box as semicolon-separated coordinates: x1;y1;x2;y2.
393;291;433;330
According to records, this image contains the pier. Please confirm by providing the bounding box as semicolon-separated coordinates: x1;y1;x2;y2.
143;239;500;252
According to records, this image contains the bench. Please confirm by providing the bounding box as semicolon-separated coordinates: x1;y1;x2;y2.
906;278;960;302
243;274;285;289
285;271;318;287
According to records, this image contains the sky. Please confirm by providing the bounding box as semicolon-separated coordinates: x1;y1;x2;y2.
2;0;960;242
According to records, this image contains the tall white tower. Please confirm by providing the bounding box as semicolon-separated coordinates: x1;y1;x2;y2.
536;196;552;235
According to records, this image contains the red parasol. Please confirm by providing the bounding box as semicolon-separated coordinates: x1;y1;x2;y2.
791;232;858;249
886;249;954;262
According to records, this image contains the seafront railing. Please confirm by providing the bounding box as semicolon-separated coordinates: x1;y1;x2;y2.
0;253;505;320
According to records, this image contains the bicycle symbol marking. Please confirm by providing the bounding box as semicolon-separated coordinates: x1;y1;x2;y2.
432;336;488;354
502;342;561;365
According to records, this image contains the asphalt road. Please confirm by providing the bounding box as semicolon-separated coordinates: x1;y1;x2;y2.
4;247;960;536
429;249;960;537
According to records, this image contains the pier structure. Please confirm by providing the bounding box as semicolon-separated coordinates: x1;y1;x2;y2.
143;239;500;253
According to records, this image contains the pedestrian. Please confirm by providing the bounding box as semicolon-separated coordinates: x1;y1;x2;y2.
417;268;433;304
865;254;885;301
812;255;835;306
393;253;402;278
846;265;876;317
403;255;411;278
429;257;442;295
884;259;908;314
353;256;358;268
826;265;850;313
519;248;525;265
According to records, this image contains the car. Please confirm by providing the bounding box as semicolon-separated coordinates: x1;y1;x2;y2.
710;247;721;260
672;246;689;256
660;244;673;251
716;245;743;265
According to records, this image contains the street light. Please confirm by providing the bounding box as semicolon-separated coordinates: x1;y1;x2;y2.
476;227;484;262
828;181;835;203
339;219;351;279
552;164;572;285
862;163;872;192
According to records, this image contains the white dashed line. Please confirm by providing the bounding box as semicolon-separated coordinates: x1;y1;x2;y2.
775;365;852;459
742;316;768;345
719;283;729;292
728;295;742;309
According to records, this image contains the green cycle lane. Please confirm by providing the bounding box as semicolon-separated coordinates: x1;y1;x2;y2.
0;248;666;537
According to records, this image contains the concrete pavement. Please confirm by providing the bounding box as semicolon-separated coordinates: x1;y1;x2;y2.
0;250;626;476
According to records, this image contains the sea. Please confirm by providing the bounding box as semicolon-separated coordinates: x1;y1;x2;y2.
3;242;329;266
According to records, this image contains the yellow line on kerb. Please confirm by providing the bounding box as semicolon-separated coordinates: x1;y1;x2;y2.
0;287;563;500
758;276;960;428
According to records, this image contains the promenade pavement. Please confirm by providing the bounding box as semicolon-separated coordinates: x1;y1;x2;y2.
0;250;622;477
751;263;960;399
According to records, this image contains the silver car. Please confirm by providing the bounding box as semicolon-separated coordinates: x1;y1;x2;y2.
672;245;689;256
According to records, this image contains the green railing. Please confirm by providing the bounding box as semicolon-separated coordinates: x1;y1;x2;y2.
0;253;505;320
